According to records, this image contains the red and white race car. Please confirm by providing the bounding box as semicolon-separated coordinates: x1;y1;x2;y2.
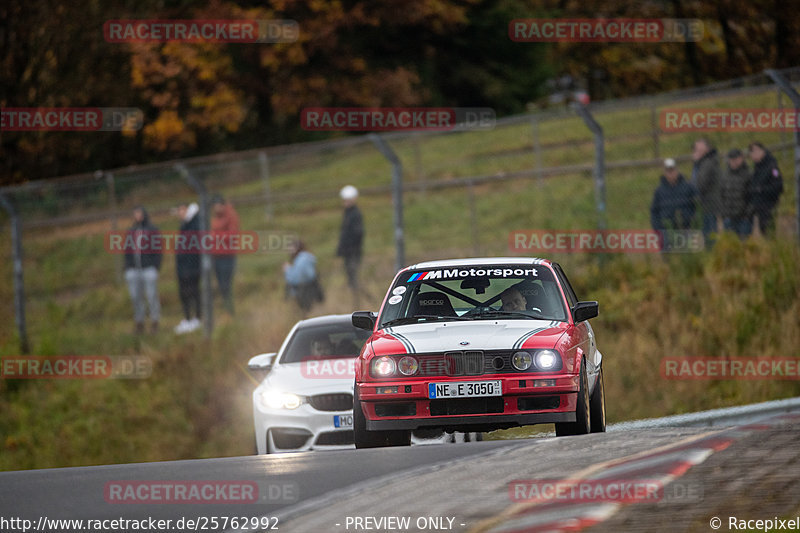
351;257;605;448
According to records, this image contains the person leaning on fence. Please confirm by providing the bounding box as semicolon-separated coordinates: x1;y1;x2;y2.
174;202;202;334
336;185;364;307
124;206;162;335
747;141;784;236
720;148;753;239
210;194;240;315
283;240;324;315
650;158;697;250
690;138;723;247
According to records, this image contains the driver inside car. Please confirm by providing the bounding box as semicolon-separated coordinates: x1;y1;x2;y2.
310;337;333;356
499;287;527;312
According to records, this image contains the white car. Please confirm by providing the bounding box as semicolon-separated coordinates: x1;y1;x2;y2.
249;314;480;454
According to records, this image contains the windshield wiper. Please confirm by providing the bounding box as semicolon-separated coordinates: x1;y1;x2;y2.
382;314;469;328
471;309;544;320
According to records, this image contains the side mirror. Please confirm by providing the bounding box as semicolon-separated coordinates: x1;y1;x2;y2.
352;311;377;331
572;301;598;323
247;352;277;371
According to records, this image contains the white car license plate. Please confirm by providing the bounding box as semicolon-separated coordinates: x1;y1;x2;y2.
333;414;353;428
428;380;502;399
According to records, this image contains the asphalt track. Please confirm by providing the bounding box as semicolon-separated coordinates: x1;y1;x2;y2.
2;397;799;533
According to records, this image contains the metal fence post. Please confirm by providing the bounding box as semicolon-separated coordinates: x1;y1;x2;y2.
531;116;543;187
175;164;214;337
258;152;273;221
651;105;660;160
102;171;123;283
368;134;405;272
765;69;800;242
572;103;607;230
0;193;30;354
467;179;479;255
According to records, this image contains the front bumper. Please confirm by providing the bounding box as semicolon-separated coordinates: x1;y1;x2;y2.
253;401;353;454
358;374;579;432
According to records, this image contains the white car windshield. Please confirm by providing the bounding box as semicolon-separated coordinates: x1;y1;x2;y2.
280;323;371;365
379;265;567;328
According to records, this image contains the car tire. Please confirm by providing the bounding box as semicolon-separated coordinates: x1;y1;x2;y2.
555;361;591;437
353;384;411;448
589;367;606;433
464;432;483;442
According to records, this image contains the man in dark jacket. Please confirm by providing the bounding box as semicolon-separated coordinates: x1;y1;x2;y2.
651;158;697;250
720;148;752;239
124;206;162;334
175;203;201;334
336;185;364;306
691;138;723;246
747;141;784;235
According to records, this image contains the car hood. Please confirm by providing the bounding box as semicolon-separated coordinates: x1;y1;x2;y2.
259;360;355;395
373;319;566;354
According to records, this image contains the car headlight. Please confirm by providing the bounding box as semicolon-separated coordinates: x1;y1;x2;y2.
397;356;419;376
534;349;559;370
370;356;396;377
261;390;303;410
512;351;533;371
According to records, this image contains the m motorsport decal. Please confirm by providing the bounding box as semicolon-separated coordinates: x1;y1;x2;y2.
407;267;538;282
513;321;559;349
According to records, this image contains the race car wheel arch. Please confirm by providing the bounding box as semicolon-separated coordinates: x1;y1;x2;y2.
554;360;591;436
589;366;606;433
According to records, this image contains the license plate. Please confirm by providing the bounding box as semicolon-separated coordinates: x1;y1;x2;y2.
333;414;353;428
428;380;502;399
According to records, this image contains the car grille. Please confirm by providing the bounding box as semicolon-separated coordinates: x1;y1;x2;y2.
443;351;484;376
414;351;515;377
270;428;312;449
315;431;354;446
308;393;353;412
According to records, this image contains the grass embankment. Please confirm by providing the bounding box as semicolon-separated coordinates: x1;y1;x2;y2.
0;86;798;470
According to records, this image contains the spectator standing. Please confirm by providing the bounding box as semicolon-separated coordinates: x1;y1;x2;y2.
747;142;784;236
175;203;201;334
650;158;697;243
691;138;723;246
284;240;323;315
336;185;364;307
210;195;240;315
720;148;752;239
124;206;162;334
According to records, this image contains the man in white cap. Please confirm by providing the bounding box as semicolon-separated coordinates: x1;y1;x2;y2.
650;158;697;249
336;185;364;306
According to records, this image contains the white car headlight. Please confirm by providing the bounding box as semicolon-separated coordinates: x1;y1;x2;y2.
534;350;559;370
261;390;303;410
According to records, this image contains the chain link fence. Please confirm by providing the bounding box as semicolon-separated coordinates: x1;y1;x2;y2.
1;68;799;351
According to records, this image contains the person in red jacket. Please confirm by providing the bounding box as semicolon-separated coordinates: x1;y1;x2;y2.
210;195;240;314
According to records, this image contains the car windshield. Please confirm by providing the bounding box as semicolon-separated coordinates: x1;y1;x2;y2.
379;265;567;328
279;323;371;365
